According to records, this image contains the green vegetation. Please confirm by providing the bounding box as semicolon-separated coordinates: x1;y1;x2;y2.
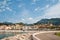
55;32;60;37
35;18;60;25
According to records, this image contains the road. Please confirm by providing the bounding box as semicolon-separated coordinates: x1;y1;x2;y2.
36;33;60;40
33;31;60;40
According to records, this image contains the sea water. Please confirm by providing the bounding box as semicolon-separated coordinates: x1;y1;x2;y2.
0;32;27;40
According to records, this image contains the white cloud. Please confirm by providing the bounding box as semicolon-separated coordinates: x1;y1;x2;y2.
26;18;34;24
3;0;6;5
45;4;50;8
3;9;6;11
0;6;5;9
20;9;34;24
28;17;33;20
17;0;22;1
59;0;60;1
21;9;31;18
0;0;13;12
42;2;60;18
32;0;39;2
31;2;60;24
52;0;57;3
21;18;25;21
0;9;2;12
18;5;22;8
20;17;34;24
32;0;39;4
6;7;12;11
7;0;11;1
34;7;40;11
18;4;24;8
26;4;50;23
34;4;50;12
33;0;36;2
0;9;6;12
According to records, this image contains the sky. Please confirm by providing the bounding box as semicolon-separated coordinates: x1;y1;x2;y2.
0;0;60;24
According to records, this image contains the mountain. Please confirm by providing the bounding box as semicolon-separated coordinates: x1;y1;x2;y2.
34;18;60;25
0;22;13;25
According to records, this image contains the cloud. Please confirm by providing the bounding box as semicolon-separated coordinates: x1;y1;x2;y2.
0;6;5;9
26;17;34;24
34;7;40;11
32;0;39;4
2;0;7;5
0;0;13;12
21;18;25;21
34;4;50;12
0;8;6;12
18;4;24;8
18;5;22;8
20;4;50;24
2;9;6;11
20;17;34;24
59;0;60;2
28;17;33;20
32;0;37;2
6;7;12;11
20;9;34;23
21;9;31;18
45;4;50;8
31;2;60;24
42;2;60;18
0;9;2;12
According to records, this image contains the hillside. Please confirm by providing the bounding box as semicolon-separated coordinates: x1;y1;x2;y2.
34;18;60;25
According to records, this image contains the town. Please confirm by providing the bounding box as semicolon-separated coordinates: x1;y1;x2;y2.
0;23;60;30
0;18;60;31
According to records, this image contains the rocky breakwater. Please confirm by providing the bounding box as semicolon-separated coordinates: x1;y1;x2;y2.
1;33;33;40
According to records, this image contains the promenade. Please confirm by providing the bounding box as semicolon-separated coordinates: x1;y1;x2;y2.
0;30;39;32
0;30;60;32
33;31;60;40
36;33;60;40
